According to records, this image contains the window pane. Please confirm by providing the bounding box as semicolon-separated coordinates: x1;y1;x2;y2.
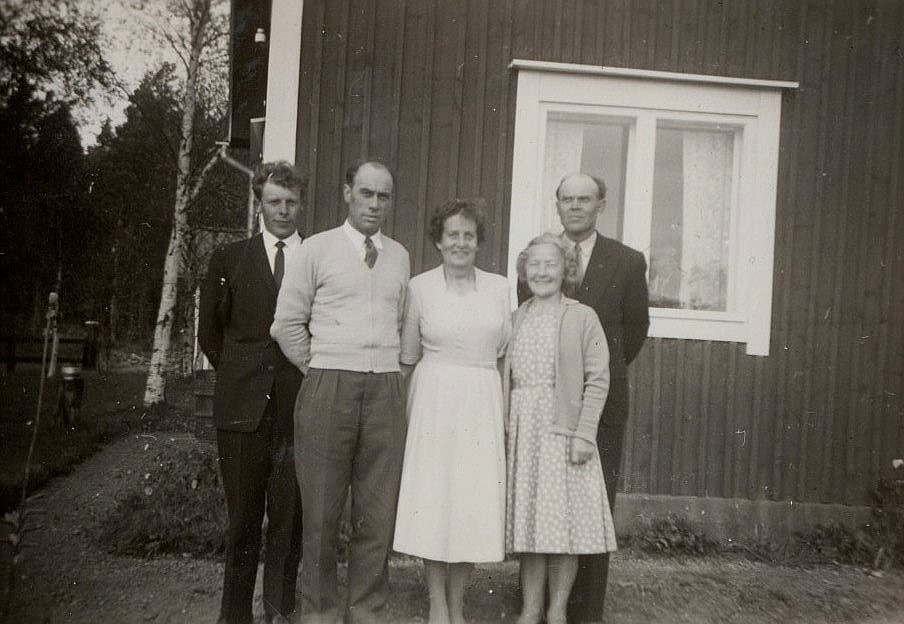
650;125;734;311
543;114;629;240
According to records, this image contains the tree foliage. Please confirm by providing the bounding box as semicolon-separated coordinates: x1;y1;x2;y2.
84;64;247;345
0;0;113;330
0;0;113;107
0;94;93;329
0;0;246;372
128;0;229;117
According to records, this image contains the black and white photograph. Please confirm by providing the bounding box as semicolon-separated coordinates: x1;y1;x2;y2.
1;1;902;622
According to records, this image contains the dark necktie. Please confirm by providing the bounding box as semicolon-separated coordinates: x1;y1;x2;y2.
274;240;285;289
364;236;378;269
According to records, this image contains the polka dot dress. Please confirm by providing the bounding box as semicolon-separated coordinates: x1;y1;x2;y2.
505;302;617;554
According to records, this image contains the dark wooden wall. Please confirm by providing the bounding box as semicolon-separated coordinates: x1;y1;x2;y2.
292;0;904;506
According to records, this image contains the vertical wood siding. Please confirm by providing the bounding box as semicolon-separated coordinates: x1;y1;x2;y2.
293;0;904;506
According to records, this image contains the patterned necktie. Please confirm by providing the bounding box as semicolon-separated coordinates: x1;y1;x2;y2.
364;236;378;269
274;240;286;289
573;241;584;287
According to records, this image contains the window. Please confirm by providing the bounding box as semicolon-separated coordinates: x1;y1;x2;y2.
509;61;797;355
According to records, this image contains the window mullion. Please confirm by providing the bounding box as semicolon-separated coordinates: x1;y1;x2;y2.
728;128;745;317
623;113;656;258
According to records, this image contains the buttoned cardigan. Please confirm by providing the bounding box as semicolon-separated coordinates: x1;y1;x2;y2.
503;296;610;444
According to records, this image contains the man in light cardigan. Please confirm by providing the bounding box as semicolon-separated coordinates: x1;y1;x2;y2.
271;160;410;624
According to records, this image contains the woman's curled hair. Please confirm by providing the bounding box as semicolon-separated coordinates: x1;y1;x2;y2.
515;232;580;297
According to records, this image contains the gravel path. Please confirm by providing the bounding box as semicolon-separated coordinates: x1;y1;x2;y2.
4;434;223;623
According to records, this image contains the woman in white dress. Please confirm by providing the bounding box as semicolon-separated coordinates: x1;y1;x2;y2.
393;199;511;624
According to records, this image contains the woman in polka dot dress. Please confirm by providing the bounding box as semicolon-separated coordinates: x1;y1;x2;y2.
503;233;617;624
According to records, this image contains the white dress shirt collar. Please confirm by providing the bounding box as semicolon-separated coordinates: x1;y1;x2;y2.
261;228;301;273
342;219;383;259
262;227;301;250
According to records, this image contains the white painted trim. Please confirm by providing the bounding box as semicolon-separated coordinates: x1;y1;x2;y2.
509;59;799;90
508;67;787;355
745;91;783;356
262;0;304;163
649;315;748;343
507;71;543;306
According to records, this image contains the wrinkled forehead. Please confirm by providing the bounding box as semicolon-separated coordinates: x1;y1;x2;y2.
528;241;564;261
558;174;599;198
352;163;394;192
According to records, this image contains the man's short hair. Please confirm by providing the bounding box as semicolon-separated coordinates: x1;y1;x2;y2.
252;161;306;200
344;159;396;188
555;173;607;201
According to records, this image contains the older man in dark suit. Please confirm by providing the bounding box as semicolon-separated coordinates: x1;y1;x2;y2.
559;172;649;623
198;161;306;624
518;171;649;623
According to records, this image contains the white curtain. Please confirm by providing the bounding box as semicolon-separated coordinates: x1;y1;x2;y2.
542;121;583;232
679;131;732;310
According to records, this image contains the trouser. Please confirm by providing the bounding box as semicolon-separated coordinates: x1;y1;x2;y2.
295;369;407;623
568;377;628;623
217;396;303;624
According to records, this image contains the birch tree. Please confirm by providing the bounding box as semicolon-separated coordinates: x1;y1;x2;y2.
140;0;228;406
85;66;245;344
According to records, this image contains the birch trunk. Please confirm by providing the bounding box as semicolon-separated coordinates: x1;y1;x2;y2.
143;1;210;407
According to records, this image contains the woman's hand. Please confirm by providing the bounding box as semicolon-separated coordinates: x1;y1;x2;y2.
569;437;595;465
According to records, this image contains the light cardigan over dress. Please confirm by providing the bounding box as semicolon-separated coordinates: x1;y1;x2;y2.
502;296;610;442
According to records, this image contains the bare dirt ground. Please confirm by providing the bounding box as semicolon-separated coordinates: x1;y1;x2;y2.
3;432;903;624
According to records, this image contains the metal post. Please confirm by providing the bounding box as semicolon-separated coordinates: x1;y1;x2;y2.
21;292;58;510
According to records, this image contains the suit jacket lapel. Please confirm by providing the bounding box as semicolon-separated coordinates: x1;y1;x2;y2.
578;233;618;304
251;234;278;301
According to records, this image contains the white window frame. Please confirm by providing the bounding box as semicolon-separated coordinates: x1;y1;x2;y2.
508;60;798;356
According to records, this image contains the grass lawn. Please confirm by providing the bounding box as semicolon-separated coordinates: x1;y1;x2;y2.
0;367;148;513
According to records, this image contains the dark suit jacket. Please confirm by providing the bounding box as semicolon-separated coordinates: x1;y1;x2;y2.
198;234;304;432
518;233;650;425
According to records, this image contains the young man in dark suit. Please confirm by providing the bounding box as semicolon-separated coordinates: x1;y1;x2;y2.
518;172;650;623
198;161;306;624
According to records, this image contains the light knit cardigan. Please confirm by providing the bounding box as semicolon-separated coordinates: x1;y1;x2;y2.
271;225;410;373
503;296;610;444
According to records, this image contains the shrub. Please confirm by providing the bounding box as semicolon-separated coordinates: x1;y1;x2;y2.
792;523;875;565
95;444;228;558
863;469;904;568
725;535;787;564
630;514;718;556
791;463;903;569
